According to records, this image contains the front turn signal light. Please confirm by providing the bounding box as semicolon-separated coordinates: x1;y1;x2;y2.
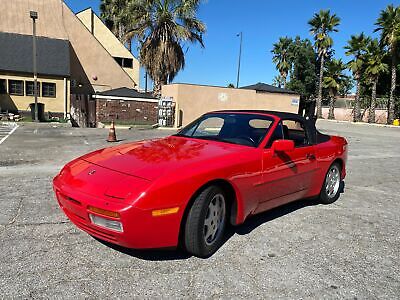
88;206;120;218
152;207;179;217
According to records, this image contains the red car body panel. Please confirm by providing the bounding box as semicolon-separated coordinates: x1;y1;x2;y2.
53;111;347;249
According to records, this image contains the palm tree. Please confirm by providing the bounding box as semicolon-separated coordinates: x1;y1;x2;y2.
124;0;205;96
344;33;370;122
365;39;389;123
374;5;400;124
323;59;348;119
308;10;340;118
271;37;293;88
100;0;129;42
272;75;285;88
100;0;137;52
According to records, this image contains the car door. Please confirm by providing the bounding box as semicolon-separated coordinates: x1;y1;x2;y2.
255;119;317;213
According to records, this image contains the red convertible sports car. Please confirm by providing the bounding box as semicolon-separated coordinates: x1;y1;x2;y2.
53;110;347;257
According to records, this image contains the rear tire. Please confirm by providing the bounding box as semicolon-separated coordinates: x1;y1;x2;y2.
184;186;227;258
319;162;342;204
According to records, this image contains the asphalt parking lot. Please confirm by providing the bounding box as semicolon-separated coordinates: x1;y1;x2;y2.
0;120;399;299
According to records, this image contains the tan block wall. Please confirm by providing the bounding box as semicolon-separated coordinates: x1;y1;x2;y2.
77;9;140;88
0;73;69;113
162;84;299;127
322;107;388;124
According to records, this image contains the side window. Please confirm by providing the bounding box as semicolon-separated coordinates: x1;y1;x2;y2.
281;119;309;147
266;121;284;148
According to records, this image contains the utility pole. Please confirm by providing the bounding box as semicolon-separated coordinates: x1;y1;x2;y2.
236;32;242;88
30;11;38;122
144;71;148;93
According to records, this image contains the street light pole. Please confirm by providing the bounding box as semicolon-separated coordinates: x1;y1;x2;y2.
30;11;38;122
144;71;148;93
236;32;242;88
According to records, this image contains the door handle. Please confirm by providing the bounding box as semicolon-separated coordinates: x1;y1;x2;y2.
306;153;316;160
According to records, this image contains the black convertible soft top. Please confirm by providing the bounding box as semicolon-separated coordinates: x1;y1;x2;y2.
212;110;331;145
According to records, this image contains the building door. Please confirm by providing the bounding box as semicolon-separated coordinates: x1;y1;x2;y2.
70;94;96;127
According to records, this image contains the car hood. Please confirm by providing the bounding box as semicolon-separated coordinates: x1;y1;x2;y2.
56;159;150;201
80;136;245;181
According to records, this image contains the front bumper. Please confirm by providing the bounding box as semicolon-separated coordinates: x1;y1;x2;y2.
53;177;183;249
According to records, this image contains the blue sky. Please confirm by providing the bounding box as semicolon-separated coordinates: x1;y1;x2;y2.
66;0;400;88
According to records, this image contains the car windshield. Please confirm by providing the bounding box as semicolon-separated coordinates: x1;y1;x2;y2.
174;113;274;147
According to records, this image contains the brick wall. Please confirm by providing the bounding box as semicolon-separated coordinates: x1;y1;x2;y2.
96;99;158;125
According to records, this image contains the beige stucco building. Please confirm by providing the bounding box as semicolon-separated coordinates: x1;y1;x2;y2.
0;73;69;116
161;83;300;127
0;0;140;122
76;8;140;87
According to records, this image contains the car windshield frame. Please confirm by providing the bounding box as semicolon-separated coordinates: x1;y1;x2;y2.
174;112;275;148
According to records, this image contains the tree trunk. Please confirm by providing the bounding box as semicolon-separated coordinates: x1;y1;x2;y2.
283;72;287;89
316;55;325;119
354;76;361;122
118;23;124;43
153;80;162;98
127;39;132;53
298;95;305;116
153;77;167;98
328;92;335;120
387;53;396;124
369;79;377;123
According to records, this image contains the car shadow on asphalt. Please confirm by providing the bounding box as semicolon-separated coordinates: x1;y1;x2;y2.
95;238;192;261
95;197;319;261
232;197;318;236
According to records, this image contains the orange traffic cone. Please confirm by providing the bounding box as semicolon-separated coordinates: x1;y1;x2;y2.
107;120;117;142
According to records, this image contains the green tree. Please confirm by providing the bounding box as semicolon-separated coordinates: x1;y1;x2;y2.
374;4;400;124
124;0;206;96
271;37;293;88
365;39;389;123
323;59;348;119
100;0;130;44
286;37;318;117
227;83;235;88
344;33;370;122
308;9;340;118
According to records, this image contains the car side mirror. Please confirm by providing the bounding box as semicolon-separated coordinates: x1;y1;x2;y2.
272;139;295;153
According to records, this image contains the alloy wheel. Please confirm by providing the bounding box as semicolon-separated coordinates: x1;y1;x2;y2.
325;165;340;198
203;193;225;245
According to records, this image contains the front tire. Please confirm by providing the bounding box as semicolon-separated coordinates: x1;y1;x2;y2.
319;162;342;204
184;186;227;258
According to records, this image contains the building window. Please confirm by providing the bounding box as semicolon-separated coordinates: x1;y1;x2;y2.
42;82;56;98
0;79;6;94
114;57;123;66
8;80;24;96
113;57;133;68
123;58;133;68
26;81;40;96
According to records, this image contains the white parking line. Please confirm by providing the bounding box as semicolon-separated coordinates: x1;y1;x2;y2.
0;124;19;145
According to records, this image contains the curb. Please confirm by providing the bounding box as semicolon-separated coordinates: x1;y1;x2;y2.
317;119;400;129
2;121;73;128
